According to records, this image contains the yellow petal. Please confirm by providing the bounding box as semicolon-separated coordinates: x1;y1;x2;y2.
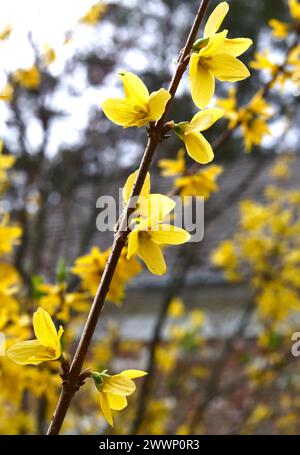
127;229;140;259
107;393;128;411
122;170;151;203
138;194;175;224
33;307;60;352
187;108;224;133
119;71;149;105
184;132;214;164
148;88;171;121
150;225;191;245
200;30;228;57
204;1;229;37
219;38;252;57
138;237;166;275
101;97;141;127
99;391;113;426
7;340;55;365
210;54;250;82
121;369;148;379
103;374;136;396
190;55;215;109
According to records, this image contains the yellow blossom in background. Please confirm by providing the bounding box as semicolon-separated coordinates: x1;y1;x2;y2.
269;19;290;39
158;149;186;177
0;263;20;313
250;50;280;85
217;88;272;151
0;83;13;102
7;307;63;365
289;0;300;21
102;71;171;127
0;213;22;256
189;1;252;108
189;309;205;327
37;282;89;321
173;108;224;164
155;346;177;373
239;91;272;151
80;1;107;26
0;24;12;41
13;66;41;90
211;239;240;282
250;50;279;77
72;246;141;304
212;190;300;326
168;297;185;318
92;369;147;426
175;165;223;198
246;404;272;428
42;44;56;66
215;86;239;126
125;171;190;275
276;412;298;434
270;156;293;180
0;141;16;189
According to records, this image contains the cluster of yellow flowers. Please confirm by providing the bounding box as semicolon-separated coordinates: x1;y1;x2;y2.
205;1;300;154
212;172;300;327
251;0;300;89
101;2;251;275
217;89;273;151
72;246;141;303
269;0;300;39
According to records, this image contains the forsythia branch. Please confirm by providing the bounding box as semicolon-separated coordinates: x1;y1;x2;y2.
46;0;211;435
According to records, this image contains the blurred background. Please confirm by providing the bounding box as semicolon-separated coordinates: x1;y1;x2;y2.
1;0;300;435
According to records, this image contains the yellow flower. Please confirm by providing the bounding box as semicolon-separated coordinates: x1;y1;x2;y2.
217;89;272;151
216;86;239;127
250;50;279;77
158;149;186;177
189;309;205;327
36;282;89;321
7;307;63;365
173;108;224;164
271;158;292;180
175;165;223;198
0;263;20;313
0;24;12;41
289;0;300;20
246;404;272;427
0;141;16;189
72;246;141;304
92;369;147;426
268;19;290;39
0;83;14;102
0;213;22;256
239;91;272;152
189;2;252;108
42;45;56;66
79;1;106;25
168;297;185;318
124;171;190;275
13;66;41;90
102;71;171;127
